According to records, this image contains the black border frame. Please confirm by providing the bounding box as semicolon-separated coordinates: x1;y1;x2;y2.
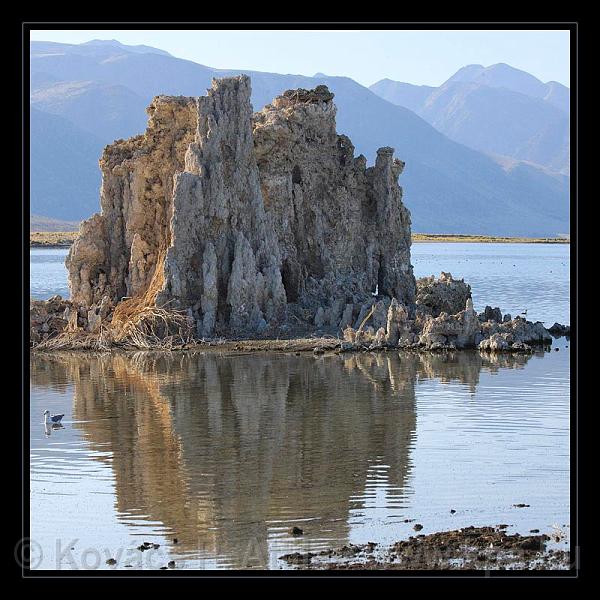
18;20;579;581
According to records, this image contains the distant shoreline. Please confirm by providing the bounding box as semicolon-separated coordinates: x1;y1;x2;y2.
412;233;569;244
30;231;78;248
30;231;570;248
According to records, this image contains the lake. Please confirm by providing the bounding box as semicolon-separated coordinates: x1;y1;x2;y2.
29;243;570;325
29;243;571;570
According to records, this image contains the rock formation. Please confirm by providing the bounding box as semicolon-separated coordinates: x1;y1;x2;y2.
66;76;415;338
415;272;471;317
32;76;562;354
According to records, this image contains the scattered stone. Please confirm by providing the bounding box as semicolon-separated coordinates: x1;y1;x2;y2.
289;526;304;536
279;551;314;565
279;526;566;570
167;560;176;569
106;558;117;565
137;541;156;552
413;524;423;531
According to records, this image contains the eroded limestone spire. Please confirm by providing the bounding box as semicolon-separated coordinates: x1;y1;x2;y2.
66;76;416;338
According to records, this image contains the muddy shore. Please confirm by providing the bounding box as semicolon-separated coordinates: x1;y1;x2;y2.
279;526;571;571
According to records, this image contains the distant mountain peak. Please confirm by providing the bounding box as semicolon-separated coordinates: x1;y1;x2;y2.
80;39;172;56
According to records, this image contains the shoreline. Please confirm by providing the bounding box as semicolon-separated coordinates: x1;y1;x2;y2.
279;525;571;570
30;231;570;248
30;334;568;355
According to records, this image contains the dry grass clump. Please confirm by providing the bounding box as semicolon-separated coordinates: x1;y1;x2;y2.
33;248;194;351
109;249;193;348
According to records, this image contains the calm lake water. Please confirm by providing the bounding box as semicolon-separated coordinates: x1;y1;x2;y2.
30;243;570;325
29;244;571;570
30;248;71;300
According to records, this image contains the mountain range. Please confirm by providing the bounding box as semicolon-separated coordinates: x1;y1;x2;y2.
29;40;570;236
370;63;570;175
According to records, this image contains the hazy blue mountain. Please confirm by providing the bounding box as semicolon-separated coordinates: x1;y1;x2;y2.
368;79;435;113
370;63;570;175
31;39;171;59
30;214;80;232
29;42;569;236
544;81;570;114
30;107;104;221
80;39;172;56
420;82;570;174
31;79;148;142
446;63;570;113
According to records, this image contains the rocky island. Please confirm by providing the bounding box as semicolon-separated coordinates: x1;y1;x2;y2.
30;76;568;351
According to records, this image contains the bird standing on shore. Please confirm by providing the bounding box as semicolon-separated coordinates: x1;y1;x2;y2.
43;410;64;424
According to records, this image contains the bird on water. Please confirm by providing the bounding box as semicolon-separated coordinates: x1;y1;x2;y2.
43;410;64;424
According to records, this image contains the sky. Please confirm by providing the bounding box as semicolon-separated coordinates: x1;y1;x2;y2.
28;29;571;88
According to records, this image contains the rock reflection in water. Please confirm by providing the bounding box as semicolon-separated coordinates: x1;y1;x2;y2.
30;349;534;568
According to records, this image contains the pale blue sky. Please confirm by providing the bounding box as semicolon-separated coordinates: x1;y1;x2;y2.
29;29;571;88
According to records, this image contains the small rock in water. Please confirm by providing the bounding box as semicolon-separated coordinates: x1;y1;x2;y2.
530;529;540;533
450;509;456;514
137;541;155;552
106;558;117;565
513;503;530;508
173;538;178;544
168;560;176;569
289;526;304;536
413;524;423;531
